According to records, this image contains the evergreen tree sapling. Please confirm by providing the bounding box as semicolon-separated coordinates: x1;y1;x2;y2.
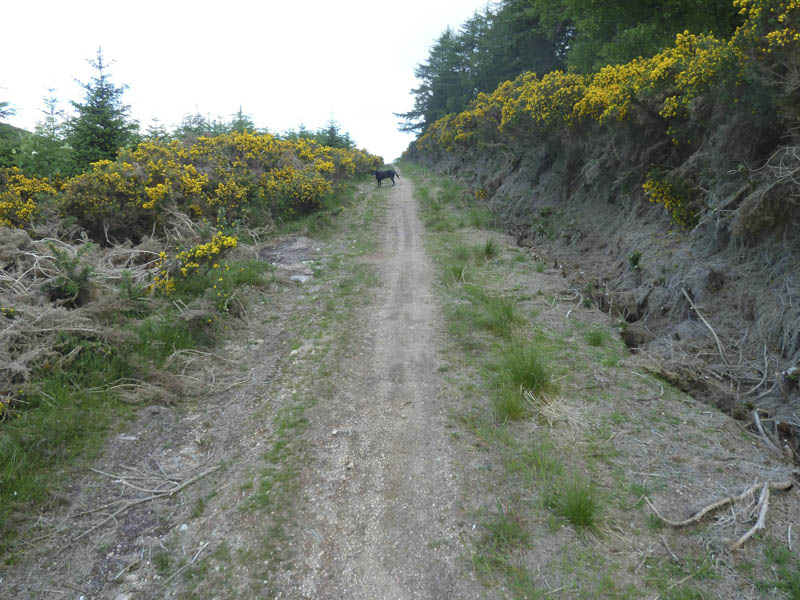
66;48;139;171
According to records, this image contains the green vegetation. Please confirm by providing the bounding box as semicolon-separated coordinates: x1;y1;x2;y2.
543;476;603;533
0;112;378;554
398;0;740;132
759;538;800;596
66;48;139;173
405;0;800;236
584;328;607;347
494;340;556;397
404;163;780;600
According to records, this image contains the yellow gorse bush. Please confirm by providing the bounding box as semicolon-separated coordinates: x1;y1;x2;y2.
151;231;238;295
418;0;796;153
27;131;381;241
0;167;57;228
643;176;698;229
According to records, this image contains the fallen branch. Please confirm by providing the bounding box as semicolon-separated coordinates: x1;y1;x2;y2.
681;288;727;364
645;476;796;550
752;410;783;456
66;465;219;547
729;483;769;551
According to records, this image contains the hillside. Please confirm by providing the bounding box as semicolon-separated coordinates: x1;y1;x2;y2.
404;0;800;456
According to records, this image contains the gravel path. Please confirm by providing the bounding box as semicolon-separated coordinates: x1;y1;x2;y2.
279;177;482;599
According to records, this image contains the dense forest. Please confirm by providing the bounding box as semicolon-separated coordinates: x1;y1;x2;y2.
402;0;800;438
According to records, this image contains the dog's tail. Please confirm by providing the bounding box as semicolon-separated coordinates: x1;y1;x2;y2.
396;172;401;178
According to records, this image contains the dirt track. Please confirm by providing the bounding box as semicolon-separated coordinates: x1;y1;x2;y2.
0;176;485;600
7;171;798;599
275;178;482;599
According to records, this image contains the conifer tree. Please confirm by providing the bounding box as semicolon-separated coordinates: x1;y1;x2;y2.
228;107;255;133
0;101;15;121
15;89;73;178
66;48;138;170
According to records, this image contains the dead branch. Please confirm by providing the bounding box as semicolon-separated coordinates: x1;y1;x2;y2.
66;465;219;547
681;288;727;364
752;409;783;456
645;476;796;550
729;483;769;551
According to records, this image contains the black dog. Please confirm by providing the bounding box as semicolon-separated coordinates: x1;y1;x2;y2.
374;169;400;186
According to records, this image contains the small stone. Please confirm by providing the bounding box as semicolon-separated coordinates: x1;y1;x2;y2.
179;523;189;533
113;593;133;600
332;429;338;436
346;462;354;470
123;573;139;583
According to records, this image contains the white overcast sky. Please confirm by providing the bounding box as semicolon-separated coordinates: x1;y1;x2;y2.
1;1;492;162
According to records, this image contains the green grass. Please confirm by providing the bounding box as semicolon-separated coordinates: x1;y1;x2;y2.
464;286;520;339
0;337;144;550
482;238;499;260
443;258;472;285
494;340;556;397
544;476;603;533
438;179;465;205
467;206;494;229
471;501;544;598
492;386;528;422
758;538;800;597
504;434;565;483
584;328;607;347
644;556;715;600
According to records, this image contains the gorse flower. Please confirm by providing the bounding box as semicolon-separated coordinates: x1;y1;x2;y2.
3;131;380;241
418;0;794;150
0;167;57;228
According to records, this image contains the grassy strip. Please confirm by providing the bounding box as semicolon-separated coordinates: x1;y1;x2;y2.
402;160;614;595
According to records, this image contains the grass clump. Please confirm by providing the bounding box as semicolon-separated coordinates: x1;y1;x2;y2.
467;206;493;229
481;238;499;260
495;340;556;397
584;328;607;347
492;387;528;422
544;476;603;533
464;286;520;339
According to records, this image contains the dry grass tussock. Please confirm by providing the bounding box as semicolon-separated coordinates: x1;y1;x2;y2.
0;218;235;403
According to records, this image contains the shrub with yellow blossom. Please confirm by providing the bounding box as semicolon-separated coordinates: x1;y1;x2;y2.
411;0;800;235
0;167;57;228
53;131;380;242
259;166;334;219
151;231;238;304
643;176;699;229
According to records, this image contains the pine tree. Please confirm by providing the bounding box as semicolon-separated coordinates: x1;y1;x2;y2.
66;48;138;170
0;101;15;121
228;107;255;133
15;89;74;178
